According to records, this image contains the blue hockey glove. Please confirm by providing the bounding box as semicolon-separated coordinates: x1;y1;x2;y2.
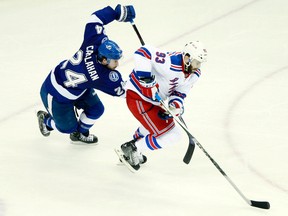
115;4;136;22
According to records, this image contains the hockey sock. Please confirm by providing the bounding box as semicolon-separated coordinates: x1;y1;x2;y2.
44;117;55;131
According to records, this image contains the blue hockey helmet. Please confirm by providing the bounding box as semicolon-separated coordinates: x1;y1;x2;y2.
98;40;123;63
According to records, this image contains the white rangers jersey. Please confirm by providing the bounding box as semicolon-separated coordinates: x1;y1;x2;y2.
125;45;201;106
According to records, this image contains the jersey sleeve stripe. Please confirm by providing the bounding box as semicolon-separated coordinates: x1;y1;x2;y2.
170;90;187;99
135;47;152;60
169;53;183;72
170;64;183;72
129;71;142;92
135;70;152;77
87;14;104;24
193;69;201;77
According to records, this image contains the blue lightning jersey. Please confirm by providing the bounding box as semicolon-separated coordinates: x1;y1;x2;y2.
42;6;125;103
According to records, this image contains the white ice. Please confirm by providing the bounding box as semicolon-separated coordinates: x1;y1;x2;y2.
0;0;287;215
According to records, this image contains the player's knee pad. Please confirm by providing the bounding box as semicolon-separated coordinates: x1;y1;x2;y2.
87;101;104;119
76;89;105;119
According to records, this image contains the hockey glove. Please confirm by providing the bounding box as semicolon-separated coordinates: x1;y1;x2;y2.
168;100;184;117
115;4;136;22
158;110;173;120
139;77;159;101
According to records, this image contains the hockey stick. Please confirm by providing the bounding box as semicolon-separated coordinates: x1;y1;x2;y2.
155;94;270;209
179;116;196;164
131;20;269;209
131;21;195;163
131;22;145;46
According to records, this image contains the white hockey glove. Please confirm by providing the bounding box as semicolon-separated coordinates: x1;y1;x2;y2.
168;100;184;117
115;4;136;22
139;77;159;101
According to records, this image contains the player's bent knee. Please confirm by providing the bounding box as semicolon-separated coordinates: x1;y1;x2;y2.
87;102;105;119
55;120;78;134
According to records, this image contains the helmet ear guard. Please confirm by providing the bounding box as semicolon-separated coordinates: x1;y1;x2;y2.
97;53;107;62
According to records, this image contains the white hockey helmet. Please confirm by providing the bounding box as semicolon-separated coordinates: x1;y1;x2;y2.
182;41;208;68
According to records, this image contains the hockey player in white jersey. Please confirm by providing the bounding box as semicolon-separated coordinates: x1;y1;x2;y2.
118;41;208;170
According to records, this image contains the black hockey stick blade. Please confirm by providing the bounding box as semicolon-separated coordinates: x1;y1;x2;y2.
250;200;270;209
178;116;195;164
183;134;195;164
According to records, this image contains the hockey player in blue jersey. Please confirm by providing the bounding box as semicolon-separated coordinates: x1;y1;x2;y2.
37;5;135;144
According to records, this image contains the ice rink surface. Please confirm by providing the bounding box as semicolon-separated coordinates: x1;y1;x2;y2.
0;0;287;215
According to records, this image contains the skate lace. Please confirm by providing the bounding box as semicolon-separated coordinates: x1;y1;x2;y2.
130;151;140;166
81;134;94;142
42;124;50;134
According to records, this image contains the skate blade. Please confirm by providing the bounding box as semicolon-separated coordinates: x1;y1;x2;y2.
70;140;98;145
114;148;138;173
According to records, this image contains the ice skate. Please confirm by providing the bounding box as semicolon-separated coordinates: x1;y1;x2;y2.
118;140;147;171
70;131;98;144
37;110;51;137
